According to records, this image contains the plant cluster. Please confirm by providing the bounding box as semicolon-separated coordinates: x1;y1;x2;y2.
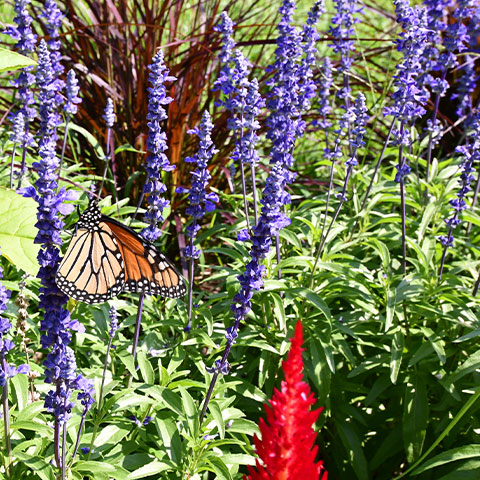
0;0;479;479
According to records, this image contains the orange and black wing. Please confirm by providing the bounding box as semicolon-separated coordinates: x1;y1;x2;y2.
102;217;186;299
55;225;126;304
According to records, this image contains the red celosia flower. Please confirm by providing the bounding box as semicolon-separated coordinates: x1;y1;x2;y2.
246;320;328;480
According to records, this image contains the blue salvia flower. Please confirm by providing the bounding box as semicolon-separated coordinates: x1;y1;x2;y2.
176;111;218;331
418;0;452;92
296;0;324;120
422;0;473;161
9;112;25;188
65;70;81;116
452;55;478;119
40;0;65;116
142;50;176;243
20;40;86;427
337;94;367;197
10;111;25;146
213;12;236;100
451;0;480;120
4;0;37;122
76;375;95;413
213;11;265;231
5;0;37;183
438;113;480;279
232;78;264;169
176;111;219;259
225;50;265;228
41;0;65;78
41;0;65;115
266;0;302;187
0;251;29;387
384;0;430;181
102;98;116;129
329;0;362;102
4;0;37;54
108;306;118;338
315;57;333;131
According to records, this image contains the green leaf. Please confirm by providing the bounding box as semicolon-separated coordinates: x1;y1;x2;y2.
154;414;182;462
411;445;480;475
208;400;225;439
0;46;36;72
67;123;105;159
10;371;29;412
167;347;185;374
390;330;404;384
0;189;41;275
403;373;429;463
93;422;132;449
127;459;175;479
205;454;233;480
179;386;198;437
146;386;184;417
117;350;138;378
336;419;369;480
73;461;129;480
14;453;54;480
287;287;331;320
111;393;154;412
137;351;155;384
12;421;54;436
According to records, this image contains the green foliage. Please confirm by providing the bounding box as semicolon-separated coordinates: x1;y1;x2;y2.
1;0;480;479
0;46;36;72
0;188;40;275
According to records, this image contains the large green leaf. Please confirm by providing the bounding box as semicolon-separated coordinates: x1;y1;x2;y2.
0;46;36;72
0;189;40;275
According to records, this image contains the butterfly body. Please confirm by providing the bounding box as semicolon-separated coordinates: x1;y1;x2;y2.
55;202;186;304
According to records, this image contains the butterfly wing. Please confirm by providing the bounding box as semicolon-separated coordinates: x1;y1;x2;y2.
102;217;186;299
55;225;126;304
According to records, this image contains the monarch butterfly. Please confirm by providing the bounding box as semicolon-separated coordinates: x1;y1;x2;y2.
55;201;186;304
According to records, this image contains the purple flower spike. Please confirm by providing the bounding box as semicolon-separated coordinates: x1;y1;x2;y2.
4;0;37;54
177;111;218;258
329;0;362;101
438;113;480;279
102;99;116;129
142;50;176;243
41;0;64;78
65;70;81;116
296;0;324;117
177;111;218;330
452;55;478;119
384;0;431;187
201;160;291;424
213;12;236;97
266;0;302;174
5;0;37;184
10;111;25;146
108;306;118;338
213;11;264;227
19;39;87;429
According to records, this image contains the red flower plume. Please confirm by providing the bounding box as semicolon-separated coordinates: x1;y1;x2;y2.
246;320;328;480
